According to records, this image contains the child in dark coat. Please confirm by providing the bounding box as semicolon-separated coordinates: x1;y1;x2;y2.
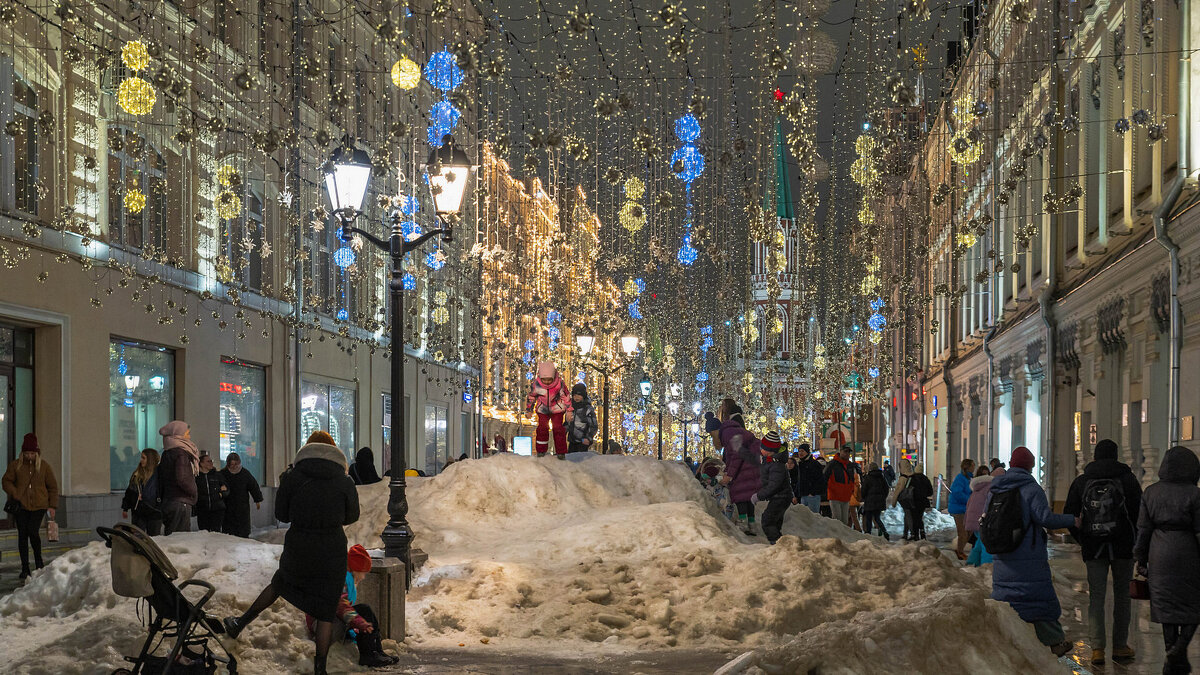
304;545;399;668
757;431;793;544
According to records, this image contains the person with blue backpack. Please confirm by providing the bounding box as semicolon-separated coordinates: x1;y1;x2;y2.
979;446;1080;658
1063;438;1141;666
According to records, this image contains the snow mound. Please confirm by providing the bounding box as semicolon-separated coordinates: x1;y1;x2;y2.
0;455;1067;673
729;587;1067;674
0;533;367;674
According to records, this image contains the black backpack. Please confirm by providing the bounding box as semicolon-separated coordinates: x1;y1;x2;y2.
1081;478;1127;540
978;487;1029;554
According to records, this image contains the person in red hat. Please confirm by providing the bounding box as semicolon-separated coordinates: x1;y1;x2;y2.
985;445;1080;657
304;544;399;668
3;433;59;580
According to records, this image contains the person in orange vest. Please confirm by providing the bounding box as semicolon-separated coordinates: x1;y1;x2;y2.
823;445;857;526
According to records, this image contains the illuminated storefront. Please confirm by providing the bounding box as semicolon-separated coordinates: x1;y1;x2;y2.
219;358;266;481
108;339;174;491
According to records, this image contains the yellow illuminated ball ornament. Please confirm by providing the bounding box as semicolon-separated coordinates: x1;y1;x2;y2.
217;164;240;187
216;190;242;220
124;187;146;214
118;77;156;116
391;57;420;89
121;40;151;71
624;176;645;201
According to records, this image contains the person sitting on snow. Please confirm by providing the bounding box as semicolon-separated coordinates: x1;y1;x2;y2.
304;545;399;668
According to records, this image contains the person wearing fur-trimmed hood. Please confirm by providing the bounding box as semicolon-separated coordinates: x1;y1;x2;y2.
223;431;360;675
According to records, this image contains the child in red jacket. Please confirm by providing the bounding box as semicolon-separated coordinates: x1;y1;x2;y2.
305;545;398;667
526;361;570;458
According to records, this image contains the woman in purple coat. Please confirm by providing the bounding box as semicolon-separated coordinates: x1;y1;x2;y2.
716;398;762;536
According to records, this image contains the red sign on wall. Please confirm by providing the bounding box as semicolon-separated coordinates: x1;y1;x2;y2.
219;382;245;394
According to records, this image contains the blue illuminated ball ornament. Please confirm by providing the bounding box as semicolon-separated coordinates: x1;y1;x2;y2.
695;372;709;382
670;145;706;183
332;246;356;269
401;220;422;241
427;100;462;146
870;297;885;312
628;298;643;320
677;240;698;266
547;310;561;324
424;51;464;92
868;312;886;331
399;195;420;216
523;339;535;351
775;406;785;417
674;114;701;143
336;308;349;321
401;272;416;290
425;250;445;270
868;367;880;378
634;278;646;293
526;372;534;380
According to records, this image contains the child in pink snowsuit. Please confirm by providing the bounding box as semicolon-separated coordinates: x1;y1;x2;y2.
526;361;570;458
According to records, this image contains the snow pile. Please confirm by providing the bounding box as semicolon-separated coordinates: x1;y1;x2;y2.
0;454;1069;673
881;504;958;541
725;588;1066;674
0;533;378;674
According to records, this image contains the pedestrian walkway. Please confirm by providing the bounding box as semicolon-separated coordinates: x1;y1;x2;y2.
377;647;734;674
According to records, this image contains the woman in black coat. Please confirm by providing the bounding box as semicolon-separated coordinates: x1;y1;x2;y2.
1134;446;1200;675
194;454;228;532
220;452;263;538
223;432;359;675
859;462;890;539
906;463;935;540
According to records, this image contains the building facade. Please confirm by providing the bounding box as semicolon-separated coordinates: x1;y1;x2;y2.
0;0;489;532
890;0;1200;504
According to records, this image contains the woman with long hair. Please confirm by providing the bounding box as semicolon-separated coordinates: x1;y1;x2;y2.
120;448;162;536
3;433;59;580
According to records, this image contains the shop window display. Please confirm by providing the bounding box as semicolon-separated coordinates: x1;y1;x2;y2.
424;404;448;474
219;358;266;481
109;340;174;491
301;380;356;462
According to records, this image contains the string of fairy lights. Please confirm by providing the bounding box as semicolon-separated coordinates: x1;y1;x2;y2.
0;0;1192;456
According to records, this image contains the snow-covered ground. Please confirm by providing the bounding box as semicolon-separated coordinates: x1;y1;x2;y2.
0;454;1066;673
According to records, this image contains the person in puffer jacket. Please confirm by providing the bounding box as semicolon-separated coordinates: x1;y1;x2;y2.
756;431;792;544
526;361;570;458
565;382;598;453
949;458;977;559
716;398;762;536
194;453;228;532
989;446;1078;657
965;465;1000;566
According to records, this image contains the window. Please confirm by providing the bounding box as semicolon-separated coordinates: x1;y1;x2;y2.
424;404;448;474
380;393;412;475
220;182;265;290
461;411;472;459
12;73;37;214
108;128;167;251
219;358;266;482
301;379;356;461
109;340;175;491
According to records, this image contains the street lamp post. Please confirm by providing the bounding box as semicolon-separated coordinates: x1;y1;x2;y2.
325;136;472;571
577;332;639;454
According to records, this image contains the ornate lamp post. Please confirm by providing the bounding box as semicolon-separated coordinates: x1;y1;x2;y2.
577;331;639;454
324;135;472;570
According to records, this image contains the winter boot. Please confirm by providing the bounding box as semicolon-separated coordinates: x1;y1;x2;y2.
744;520;757;536
1091;649;1105;664
222;617;244;639
18;566;31;580
313;654;329;675
555;453;566;460
1111;645;1135;662
1050;641;1073;658
357;632;395;668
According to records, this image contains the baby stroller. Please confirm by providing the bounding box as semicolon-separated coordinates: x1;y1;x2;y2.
97;523;237;674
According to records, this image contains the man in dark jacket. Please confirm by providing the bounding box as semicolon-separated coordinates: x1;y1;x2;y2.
195;453;228;532
1064;438;1141;665
860;462;890;539
158;421;200;534
793;444;824;514
882;460;896;486
221;453;264;538
757;431;792;544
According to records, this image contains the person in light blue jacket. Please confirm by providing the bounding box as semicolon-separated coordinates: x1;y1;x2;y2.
989;446;1080;658
949;458;976;559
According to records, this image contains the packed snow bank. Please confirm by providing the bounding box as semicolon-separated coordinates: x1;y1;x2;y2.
0;533;379;674
0;454;1068;673
724;588;1067;675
